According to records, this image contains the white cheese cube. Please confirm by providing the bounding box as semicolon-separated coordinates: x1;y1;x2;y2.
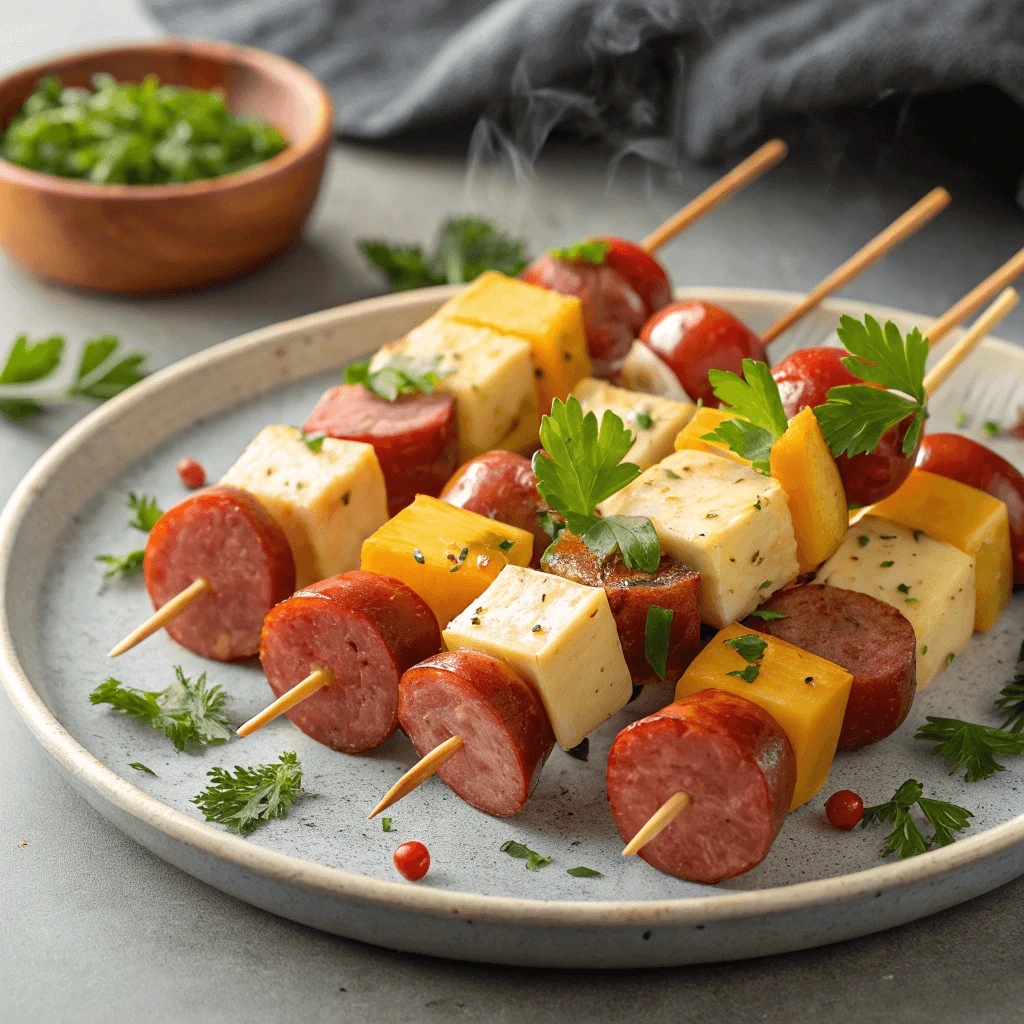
814;515;976;690
373;317;539;459
443;565;632;750
571;377;696;470
220;425;387;588
598;449;800;628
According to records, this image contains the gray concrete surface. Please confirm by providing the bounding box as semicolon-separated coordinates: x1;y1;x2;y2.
3;3;1024;1021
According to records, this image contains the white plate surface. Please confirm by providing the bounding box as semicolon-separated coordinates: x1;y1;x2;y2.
2;286;1024;967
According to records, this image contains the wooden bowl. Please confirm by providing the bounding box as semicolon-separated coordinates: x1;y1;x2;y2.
0;39;333;294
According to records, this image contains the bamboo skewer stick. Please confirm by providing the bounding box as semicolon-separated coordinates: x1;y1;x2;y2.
760;187;952;346
622;791;692;856
236;668;332;738
926;248;1024;347
368;735;465;819
641;139;788;254
107;577;211;657
923;288;1019;397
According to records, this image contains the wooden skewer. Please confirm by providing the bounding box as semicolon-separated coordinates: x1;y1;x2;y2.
622;790;692;856
641;139;787;254
107;577;211;657
926;247;1024;347
760;187;951;346
367;735;465;819
236;668;332;738
923;288;1019;398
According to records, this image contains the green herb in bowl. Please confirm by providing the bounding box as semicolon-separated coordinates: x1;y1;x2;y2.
1;73;287;185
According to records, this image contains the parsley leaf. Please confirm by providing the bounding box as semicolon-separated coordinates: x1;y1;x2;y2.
192;752;304;835
915;717;1024;781
727;664;761;683
814;315;929;458
862;779;972;858
345;354;445;402
0;332;148;421
533;396;659;572
994;641;1024;732
645;606;674;681
500;839;552;871
701;360;788;473
298;430;326;453
95;550;144;581
567;866;601;877
89;667;233;753
725;634;768;664
360;216;529;291
550;239;610;264
382;817;392;832
747;608;788;621
128;762;156;776
126;492;163;532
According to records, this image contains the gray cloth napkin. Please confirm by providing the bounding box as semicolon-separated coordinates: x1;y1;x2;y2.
144;0;1024;162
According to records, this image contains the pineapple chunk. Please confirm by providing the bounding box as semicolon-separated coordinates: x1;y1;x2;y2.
374;317;538;460
598;450;799;628
439;270;591;414
360;494;533;627
814;515;975;689
571;377;695;470
220;425;387;588
869;469;1012;632
770;408;848;573
675;623;853;810
444;565;632;750
673;406;752;465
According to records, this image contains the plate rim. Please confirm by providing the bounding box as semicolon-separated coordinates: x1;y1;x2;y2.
3;284;1023;928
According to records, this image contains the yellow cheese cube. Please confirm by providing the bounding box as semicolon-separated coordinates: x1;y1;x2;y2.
673;406;752;466
444;565;632;750
815;516;975;689
571;377;695;470
220;425;387;589
869;469;1012;632
360;494;533;627
675;623;852;810
374;317;539;460
770;408;848;573
440;271;591;414
598;450;800;628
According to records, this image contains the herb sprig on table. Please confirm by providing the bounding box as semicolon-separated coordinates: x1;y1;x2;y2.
861;779;973;859
360;216;529;290
193;752;304;835
0;332;148;422
532;396;660;572
96;492;164;581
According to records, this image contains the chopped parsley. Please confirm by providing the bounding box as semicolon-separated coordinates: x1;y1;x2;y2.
748;608;788;621
635;411;653;430
498;539;516;553
897;583;910;594
382;817;392;832
983;420;1001;436
725;633;768;683
298;430;326;453
500;840;552;871
549;239;611;264
954;410;968;428
128;762;156;776
567;866;601;877
858;535;870;547
345;354;447;402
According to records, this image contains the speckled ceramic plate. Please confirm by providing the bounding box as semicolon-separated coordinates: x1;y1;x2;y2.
2;287;1024;968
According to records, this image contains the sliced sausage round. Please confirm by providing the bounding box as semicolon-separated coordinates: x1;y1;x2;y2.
607;690;796;884
260;571;442;753
541;530;701;685
144;484;295;661
440;450;550;567
744;584;916;750
398;650;555;817
304;383;459;516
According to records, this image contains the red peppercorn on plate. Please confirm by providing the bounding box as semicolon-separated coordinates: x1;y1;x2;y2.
3;285;1024;968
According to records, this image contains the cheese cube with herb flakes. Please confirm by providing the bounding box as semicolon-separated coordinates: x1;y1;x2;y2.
373;317;538;460
444;565;633;750
868;469;1011;632
571;377;696;470
597;449;800;628
360;494;533;627
439;270;591;414
675;623;853;810
814;515;975;689
220;425;386;588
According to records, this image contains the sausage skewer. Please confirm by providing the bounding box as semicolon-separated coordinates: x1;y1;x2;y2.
637;187;951;405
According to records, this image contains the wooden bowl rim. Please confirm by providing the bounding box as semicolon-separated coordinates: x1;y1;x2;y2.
0;37;334;199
